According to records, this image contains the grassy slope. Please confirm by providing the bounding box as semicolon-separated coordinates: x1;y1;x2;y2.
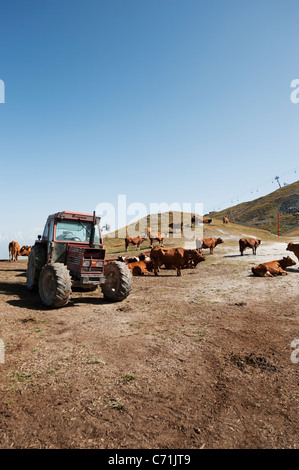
208;180;299;235
103;212;291;257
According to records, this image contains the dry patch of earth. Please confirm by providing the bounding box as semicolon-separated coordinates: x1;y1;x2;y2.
0;234;298;449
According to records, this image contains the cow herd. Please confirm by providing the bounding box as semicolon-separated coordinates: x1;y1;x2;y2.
7;229;299;280
120;234;299;279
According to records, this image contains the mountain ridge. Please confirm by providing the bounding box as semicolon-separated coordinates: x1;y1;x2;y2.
207;180;299;235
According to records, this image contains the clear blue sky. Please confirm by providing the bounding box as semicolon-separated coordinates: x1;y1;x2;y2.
0;0;298;257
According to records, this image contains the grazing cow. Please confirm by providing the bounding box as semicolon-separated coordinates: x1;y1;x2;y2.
149;232;165;248
125;236;147;252
286;242;299;262
239;238;261;256
196;237;224;254
251;256;296;277
19;245;32;257
150;247;205;276
8;241;21;261
203;219;212;224
223;217;229;224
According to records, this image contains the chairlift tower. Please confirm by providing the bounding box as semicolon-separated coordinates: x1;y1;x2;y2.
274;176;281;189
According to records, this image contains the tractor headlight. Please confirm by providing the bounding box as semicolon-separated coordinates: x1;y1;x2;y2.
83;260;91;266
96;260;103;267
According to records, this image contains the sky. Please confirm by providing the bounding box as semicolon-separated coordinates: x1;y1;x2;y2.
0;0;299;258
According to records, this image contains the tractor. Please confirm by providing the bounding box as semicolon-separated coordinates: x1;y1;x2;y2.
26;211;132;308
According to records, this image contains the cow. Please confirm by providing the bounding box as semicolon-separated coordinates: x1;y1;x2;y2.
149;232;165;248
203;219;212;224
150;246;205;276
138;252;155;272
239;238;261;256
196;237;224;254
19;245;32;257
251;256;296;277
8;241;21;261
118;255;139;263
223;217;229;224
125;236;147;252
286;242;299;262
127;260;151;276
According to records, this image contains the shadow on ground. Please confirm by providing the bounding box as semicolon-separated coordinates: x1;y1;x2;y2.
1;281;118;310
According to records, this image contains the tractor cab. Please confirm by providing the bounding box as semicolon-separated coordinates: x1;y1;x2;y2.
39;211;105;283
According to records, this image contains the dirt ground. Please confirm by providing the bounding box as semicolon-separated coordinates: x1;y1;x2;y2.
0;235;298;449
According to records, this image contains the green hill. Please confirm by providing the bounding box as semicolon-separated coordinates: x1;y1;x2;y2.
208;180;299;235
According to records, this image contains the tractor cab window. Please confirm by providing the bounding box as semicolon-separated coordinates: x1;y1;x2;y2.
55;220;100;243
42;223;49;240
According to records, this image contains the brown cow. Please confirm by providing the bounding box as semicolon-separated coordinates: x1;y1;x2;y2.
223;217;229;224
149;232;165;248
127;260;150;276
203;219;212;224
286;242;299;262
125;236;147;251
20;245;32;257
150;246;205;276
239;238;261;256
196;237;224;254
8;241;21;261
251;256;296;277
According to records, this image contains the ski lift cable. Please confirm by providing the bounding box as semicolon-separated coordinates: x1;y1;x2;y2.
209;165;299;212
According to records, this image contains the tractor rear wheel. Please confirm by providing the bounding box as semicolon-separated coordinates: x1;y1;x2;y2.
101;261;132;302
27;244;47;290
39;263;72;308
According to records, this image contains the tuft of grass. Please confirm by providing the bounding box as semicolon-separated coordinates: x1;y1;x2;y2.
109;400;125;410
122;374;134;383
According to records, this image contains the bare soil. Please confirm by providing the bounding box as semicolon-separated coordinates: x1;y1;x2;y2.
0;236;298;449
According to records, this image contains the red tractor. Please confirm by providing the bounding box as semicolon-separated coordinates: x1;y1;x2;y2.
26;211;132;308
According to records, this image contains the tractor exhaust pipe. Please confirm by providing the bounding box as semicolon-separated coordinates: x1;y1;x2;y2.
89;211;96;248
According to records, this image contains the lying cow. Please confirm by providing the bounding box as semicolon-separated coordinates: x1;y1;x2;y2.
251;256;296;277
125;236;147;251
8;241;21;261
196;237;224;254
150;246;205;276
127;260;151;276
118;255;139;263
286;242;299;262
19;245;32;257
118;253;153;274
239;238;261;256
149;232;165;248
203;219;212;224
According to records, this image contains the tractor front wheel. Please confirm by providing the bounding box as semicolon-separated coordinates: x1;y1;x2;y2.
101;261;132;302
27;244;47;291
39;263;72;308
